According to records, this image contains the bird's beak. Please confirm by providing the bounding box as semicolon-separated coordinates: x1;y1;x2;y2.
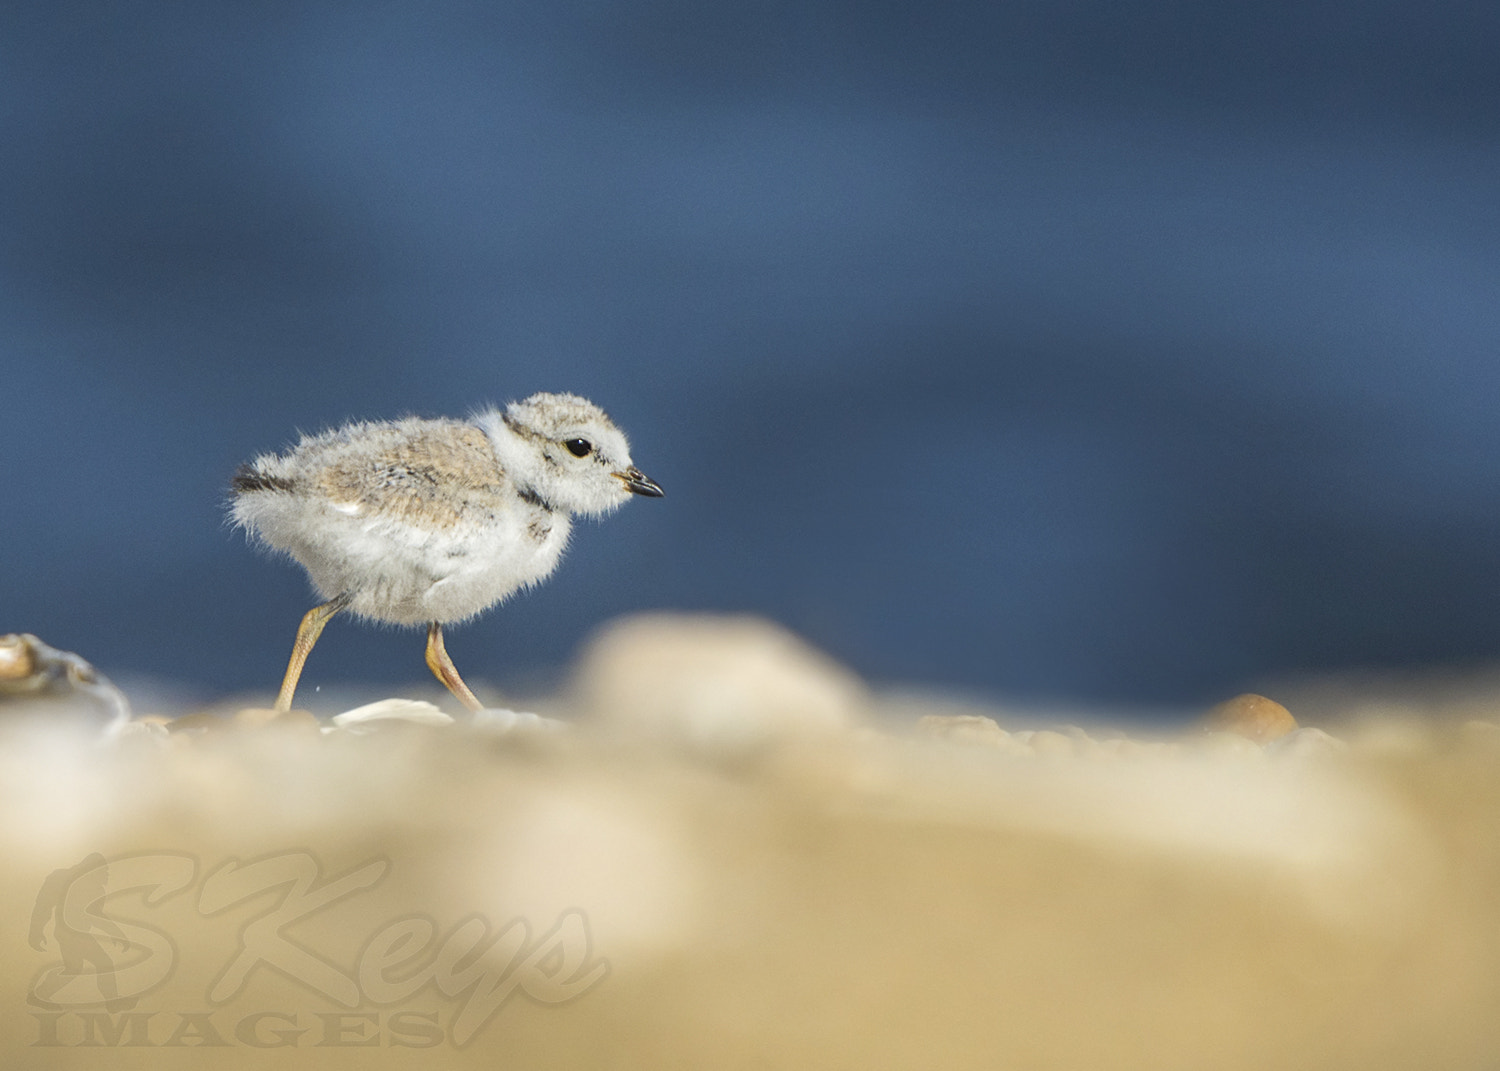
613;467;665;497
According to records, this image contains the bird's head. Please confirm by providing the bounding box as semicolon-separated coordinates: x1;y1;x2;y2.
500;392;663;516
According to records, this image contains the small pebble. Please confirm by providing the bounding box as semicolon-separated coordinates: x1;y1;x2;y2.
0;634;37;681
1099;738;1147;758
1192;730;1266;759
166;712;233;733
915;714;1010;746
234;707;321;731
1348;710;1433;756
331;698;454;732
0;633;131;729
575;614;866;754
112;717;170;739
1027;729;1076;757
1266;727;1348;759
1061;725;1105;757
1201;693;1297;743
472;708;566;734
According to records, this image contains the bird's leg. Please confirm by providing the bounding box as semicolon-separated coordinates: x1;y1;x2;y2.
274;593;352;712
425;622;485;712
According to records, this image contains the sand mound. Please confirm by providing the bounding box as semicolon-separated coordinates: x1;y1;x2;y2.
5;614;1499;1069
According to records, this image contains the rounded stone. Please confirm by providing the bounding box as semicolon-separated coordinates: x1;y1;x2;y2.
1266;727;1349;758
573;613;867;750
1201;693;1298;743
916;714;1010;746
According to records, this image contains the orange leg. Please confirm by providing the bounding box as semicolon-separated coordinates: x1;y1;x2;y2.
425;622;484;712
274;594;351;712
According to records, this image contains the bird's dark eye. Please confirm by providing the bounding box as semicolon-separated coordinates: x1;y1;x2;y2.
564;438;593;458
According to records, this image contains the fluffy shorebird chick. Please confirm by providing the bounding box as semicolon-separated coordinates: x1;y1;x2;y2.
230;392;663;713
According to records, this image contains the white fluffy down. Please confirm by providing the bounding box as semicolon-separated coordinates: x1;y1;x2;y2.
230;393;645;625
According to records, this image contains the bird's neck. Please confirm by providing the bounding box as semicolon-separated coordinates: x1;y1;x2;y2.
473;409;557;513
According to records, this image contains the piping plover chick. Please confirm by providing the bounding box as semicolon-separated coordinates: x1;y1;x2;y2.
230;392;663;713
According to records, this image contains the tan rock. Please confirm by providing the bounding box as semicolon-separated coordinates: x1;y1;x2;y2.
916;714;1010;746
166;708;321;733
1027;729;1077;757
164;712;232;733
234;707;321;732
1201;693;1297;743
1348;707;1433;755
1062;725;1106;757
1192;730;1266;759
112;716;171;739
0;634;37;681
1266;727;1348;758
573;613;867;752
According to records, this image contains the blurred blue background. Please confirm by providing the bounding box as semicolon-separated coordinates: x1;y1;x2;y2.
4;1;1499;711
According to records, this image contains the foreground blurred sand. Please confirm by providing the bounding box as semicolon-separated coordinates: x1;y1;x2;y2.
4;614;1500;1069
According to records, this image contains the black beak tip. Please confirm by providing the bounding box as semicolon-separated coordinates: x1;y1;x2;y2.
618;469;665;497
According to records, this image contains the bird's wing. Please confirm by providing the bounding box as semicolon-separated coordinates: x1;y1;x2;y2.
315;423;509;528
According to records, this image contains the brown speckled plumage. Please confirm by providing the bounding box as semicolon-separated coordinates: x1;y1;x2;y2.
308;422;513;530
